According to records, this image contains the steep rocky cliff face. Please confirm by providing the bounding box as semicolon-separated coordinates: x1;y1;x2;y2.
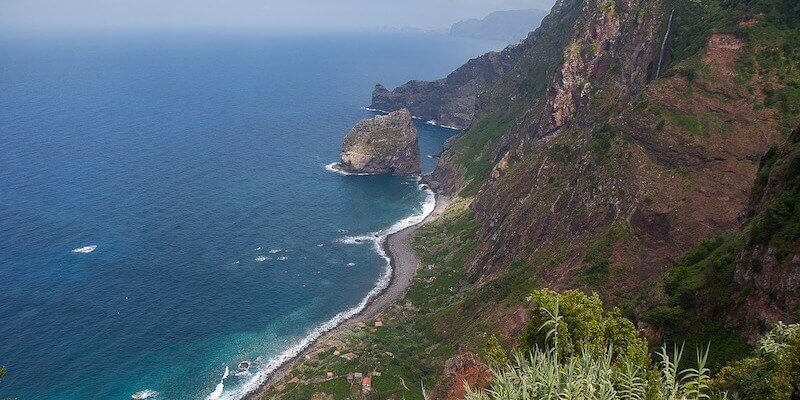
369;0;582;130
731;126;800;338
428;0;798;335
369;53;509;130
339;109;420;175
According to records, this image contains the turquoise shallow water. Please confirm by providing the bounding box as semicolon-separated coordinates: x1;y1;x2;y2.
0;31;502;399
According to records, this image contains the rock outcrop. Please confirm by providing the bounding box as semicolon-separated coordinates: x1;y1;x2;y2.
338;109;420;175
429;353;492;400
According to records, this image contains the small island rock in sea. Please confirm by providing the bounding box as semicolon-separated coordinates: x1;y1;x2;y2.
338;108;420;175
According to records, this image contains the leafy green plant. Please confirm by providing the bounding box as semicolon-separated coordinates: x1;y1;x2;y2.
462;294;723;400
713;323;800;400
522;290;649;368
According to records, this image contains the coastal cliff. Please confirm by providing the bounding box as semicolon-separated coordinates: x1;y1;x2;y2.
339;109;420;175
368;0;579;130
262;0;800;398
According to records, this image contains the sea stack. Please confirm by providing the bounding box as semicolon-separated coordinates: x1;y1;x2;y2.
339;109;420;175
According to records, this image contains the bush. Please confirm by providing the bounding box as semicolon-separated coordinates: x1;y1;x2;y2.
522;290;650;369
459;291;800;400
713;322;800;400
464;290;721;400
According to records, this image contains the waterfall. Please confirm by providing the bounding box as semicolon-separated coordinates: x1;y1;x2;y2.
655;9;675;79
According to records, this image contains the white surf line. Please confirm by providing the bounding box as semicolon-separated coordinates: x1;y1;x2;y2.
360;106;461;130
324;162;375;176
217;180;436;400
207;366;230;400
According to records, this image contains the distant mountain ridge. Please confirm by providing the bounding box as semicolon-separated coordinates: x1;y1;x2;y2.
449;9;549;43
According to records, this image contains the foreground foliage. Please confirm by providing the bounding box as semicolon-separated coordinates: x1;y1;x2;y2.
463;290;799;400
713;323;800;400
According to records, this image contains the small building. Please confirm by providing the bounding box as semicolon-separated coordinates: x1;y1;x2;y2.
374;320;383;327
353;372;363;379
326;371;334;378
362;377;372;394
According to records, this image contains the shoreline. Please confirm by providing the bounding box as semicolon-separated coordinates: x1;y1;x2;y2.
242;191;450;400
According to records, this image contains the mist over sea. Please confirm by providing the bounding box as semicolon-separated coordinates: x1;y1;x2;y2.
0;31;502;399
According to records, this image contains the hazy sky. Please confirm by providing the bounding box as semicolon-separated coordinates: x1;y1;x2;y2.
0;0;557;32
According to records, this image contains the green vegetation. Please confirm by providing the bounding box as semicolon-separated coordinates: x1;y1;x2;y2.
641;233;751;370
640;125;800;373
458;290;799;400
648;104;728;139
463;290;723;400
450;114;515;197
523;290;649;368
587;123;618;161
666;0;800;130
747;191;800;261
713;323;800;400
744;125;800;260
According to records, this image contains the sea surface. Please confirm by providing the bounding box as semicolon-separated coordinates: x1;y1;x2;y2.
0;31;503;399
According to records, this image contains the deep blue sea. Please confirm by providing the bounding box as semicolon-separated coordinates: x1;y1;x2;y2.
0;31;502;399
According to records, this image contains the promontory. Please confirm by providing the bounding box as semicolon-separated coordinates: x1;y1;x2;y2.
338;109;420;175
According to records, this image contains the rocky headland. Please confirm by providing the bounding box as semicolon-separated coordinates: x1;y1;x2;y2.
338;109;420;175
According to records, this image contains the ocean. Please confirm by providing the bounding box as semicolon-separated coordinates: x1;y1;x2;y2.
0;31;502;399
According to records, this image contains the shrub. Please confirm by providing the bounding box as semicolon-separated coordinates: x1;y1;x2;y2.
522;290;650;369
464;291;721;400
712;322;800;400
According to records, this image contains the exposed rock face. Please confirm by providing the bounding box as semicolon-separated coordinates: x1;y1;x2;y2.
369;52;502;130
430;353;492;400
466;27;776;292
730;126;800;339
369;0;580;130
422;0;787;328
339;109;420;175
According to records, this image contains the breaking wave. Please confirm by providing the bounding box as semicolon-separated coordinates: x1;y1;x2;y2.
324;162;373;176
71;245;97;254
208;180;435;400
131;389;158;399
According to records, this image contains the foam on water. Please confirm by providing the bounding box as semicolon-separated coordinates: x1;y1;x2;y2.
324;162;373;176
424;120;460;130
212;181;435;400
360;107;387;113
131;389;158;399
361;107;460;130
206;366;229;400
71;245;97;254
